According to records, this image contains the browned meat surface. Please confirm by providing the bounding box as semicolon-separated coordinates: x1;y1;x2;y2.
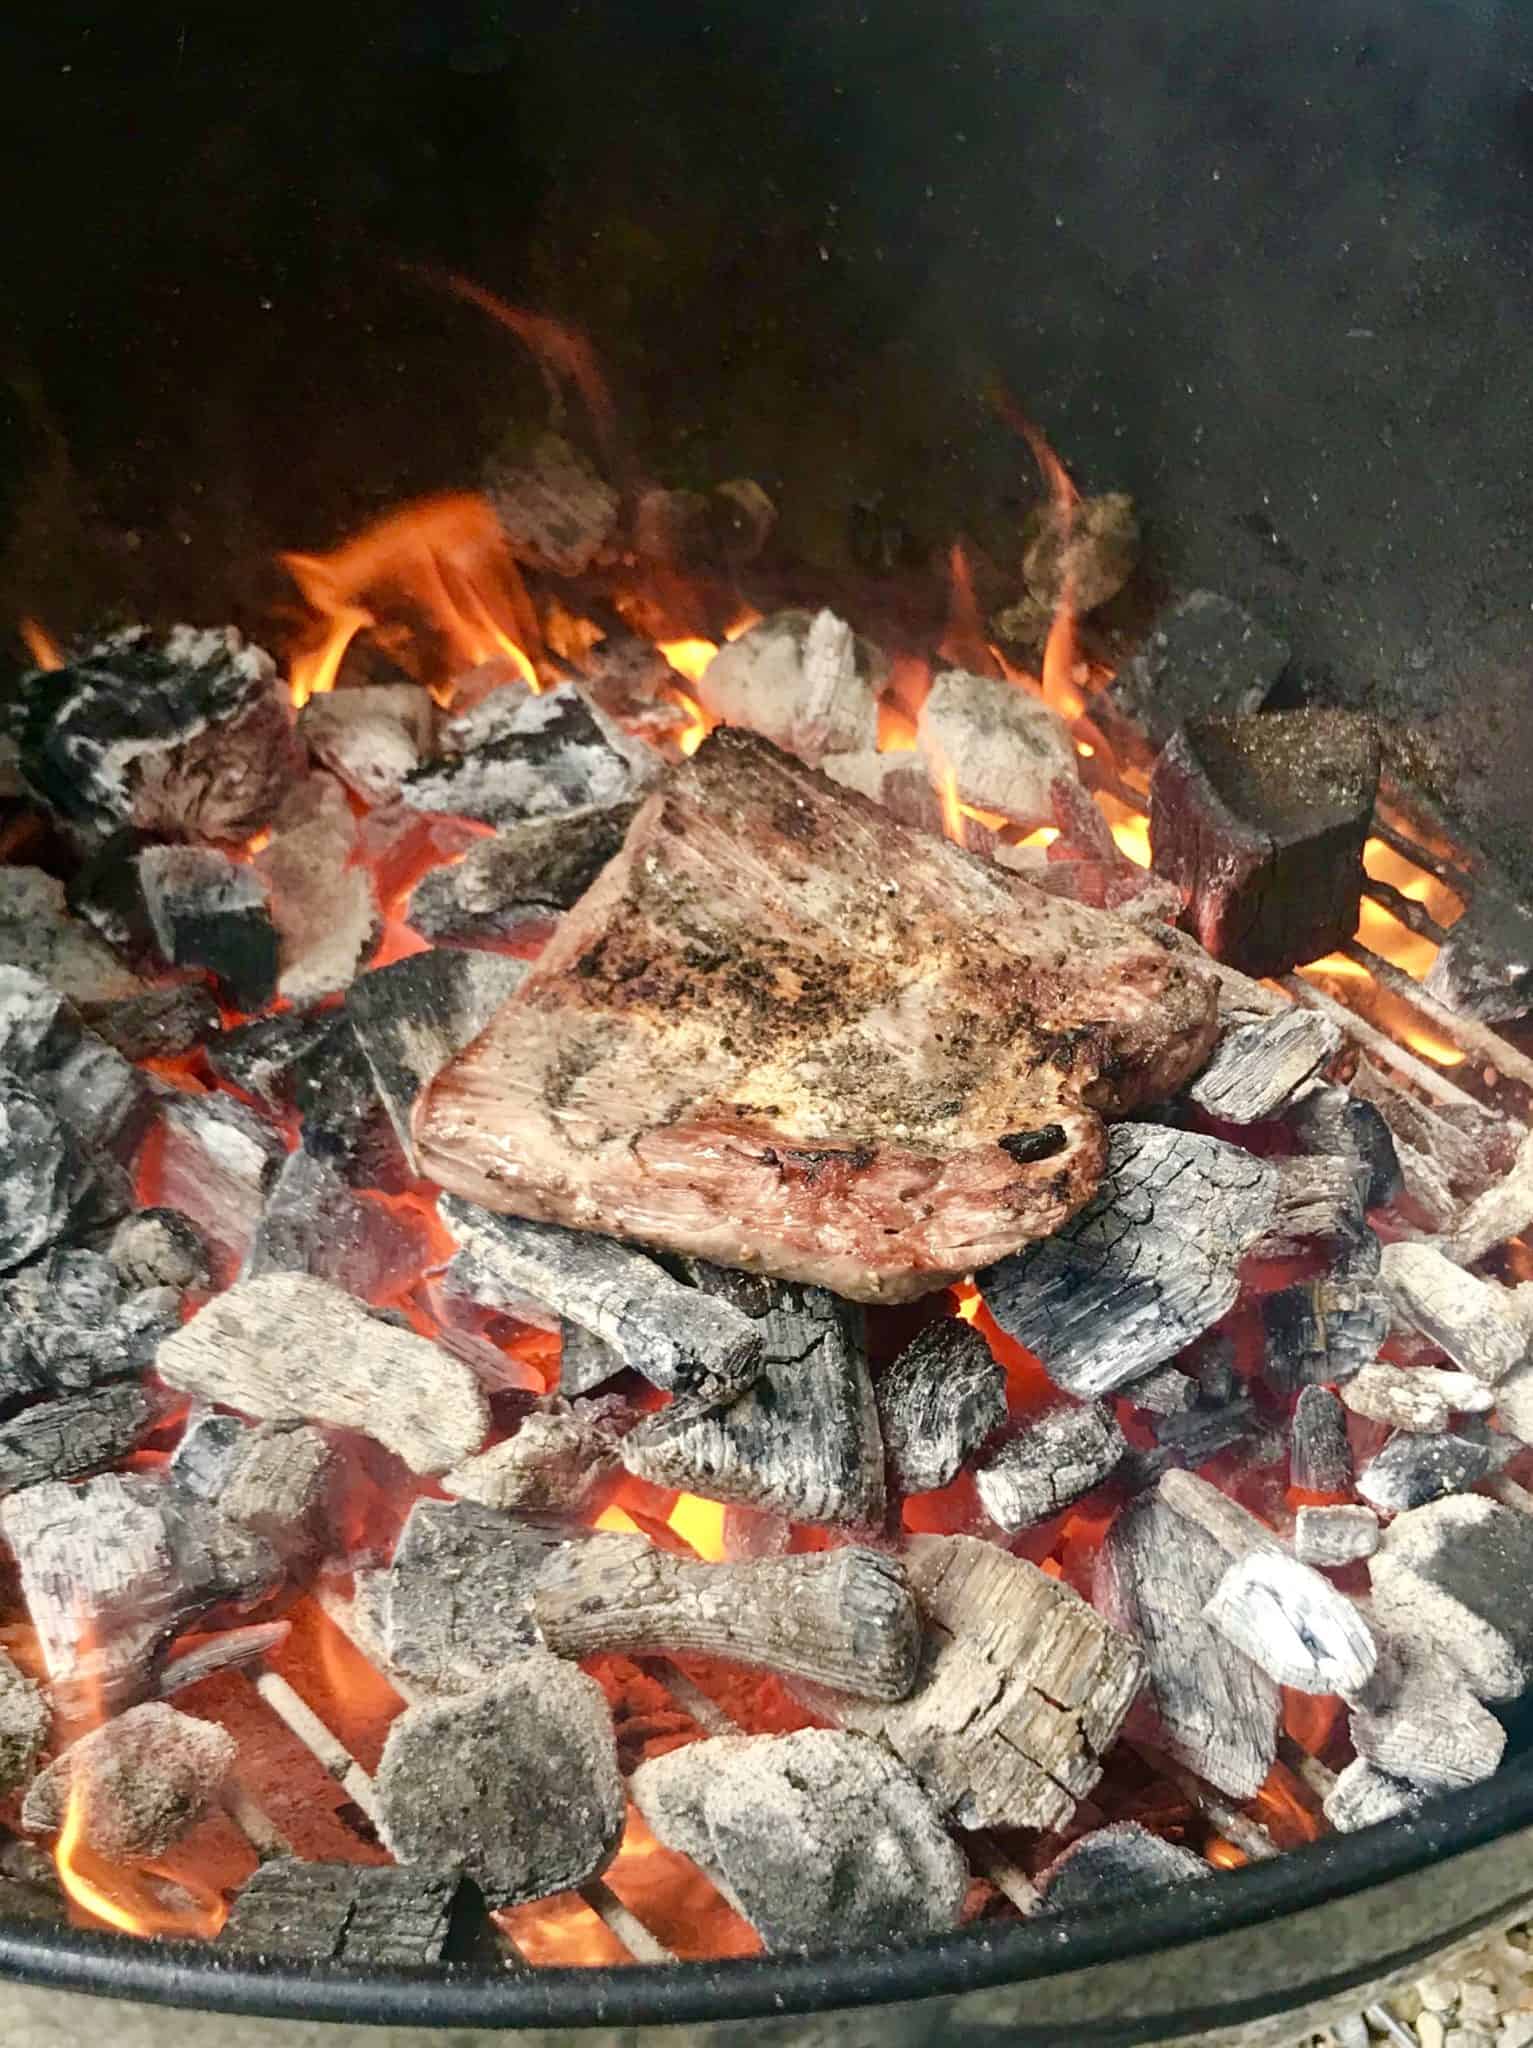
415;730;1217;1300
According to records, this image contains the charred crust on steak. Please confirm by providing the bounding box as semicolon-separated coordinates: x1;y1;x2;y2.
1000;1125;1069;1164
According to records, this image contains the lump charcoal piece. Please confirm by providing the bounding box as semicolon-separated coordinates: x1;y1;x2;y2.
1262;1239;1388;1394
633;478;776;575
169;1409;250;1499
65;829;160;963
1256;1154;1369;1254
1096;1496;1278;1800
153;1086;284;1263
22;1702;235;1859
1381;1241;1527;1385
484;429;618;574
416;730;1218;1302
292;1019;409;1191
915;668;1079;828
694;609;884;766
220;1422;333;1561
1349;1637;1505;1792
620;1284;883;1526
374;1655;624;1907
0;1248;179;1402
406;803;637;946
80;985;221;1062
256;776;379;1004
559;1319;625;1397
1424;871;1533;1024
1323;1759;1426;1832
877;1320;1006;1495
298;683;436;806
381;1499;560;1692
630;1729;965;1952
978;1125;1278;1397
0;1383;153;1493
0;868;144;1004
403;682;656;828
221;1860;459;1965
1126;1364;1200;1417
1158;1468;1284;1561
14;624;303;842
0;967;150;1162
1150;1395;1262;1472
1038;1821;1210;1916
1288;1084;1403;1209
1110;591;1289;748
975;1402;1126;1533
1018;491;1140;615
0;1652;48;1793
1357;1430;1489;1513
344;950;528;1172
1149;710;1380;977
1293;1504;1380;1568
578;632;694;748
109;1209;211;1294
534;1536;921;1701
1370;1492;1533;1701
1185;1007;1340;1123
808;1534;1145;1833
157;1274;488;1476
1204;1550;1377;1695
138;845;278;1011
209;1006;336;1113
442;1397;626;1516
243;1148;424;1302
440;1197;763;1409
1342;1362;1494;1435
0;1083;105;1276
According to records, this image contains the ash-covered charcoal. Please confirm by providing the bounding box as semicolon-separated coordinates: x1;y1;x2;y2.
1293;1504;1380;1568
1037;1821;1210;1915
0;1653;48;1795
807;1534;1145;1833
1350;1636;1505;1792
978;1124;1278;1397
1158;1468;1284;1561
292;1020;410;1190
876;1320;1006;1495
1204;1550;1377;1695
153;1086;285;1263
1125;1364;1200;1417
485;429;619;574
406;803;637;947
344;951;528;1172
378;1498;560;1693
109;1209;211;1294
1261;1238;1389;1393
1423;871;1533;1024
558;1319;625;1398
0;1248;180;1402
208;1006;335;1114
440;1198;764;1410
46;1035;152;1167
974;1402;1125;1534
619;1279;883;1526
1381;1241;1527;1385
403;682;656;829
1150;1396;1264;1473
157;1275;488;1476
22;1702;235;1859
167;1410;249;1499
0;1083;113;1277
442;1397;627;1516
0;868;144;1005
1370;1493;1533;1701
915;668;1080;828
693;609;884;766
1342;1361;1494;1435
630;1729;965;1952
375;1653;625;1908
1109;592;1289;748
12;625;303;843
219;1422;332;1563
243;1148;424;1302
298;683;436;806
220;1860;461;1966
1323;1760;1426;1833
633;477;776;574
535;1536;921;1701
1254;1154;1369;1255
1096;1496;1278;1800
1185;1008;1340;1124
138;846;279;1011
1357;1430;1490;1513
0;1383;153;1494
820;749;950;839
1287;1084;1403;1210
1149;710;1381;976
257;777;380;1004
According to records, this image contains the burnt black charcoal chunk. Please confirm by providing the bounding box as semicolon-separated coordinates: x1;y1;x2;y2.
1111;592;1289;748
0;869;144;1005
139;847;279;1011
221;1860;461;1965
109;1209;211;1294
80;986;222;1062
877;1321;1006;1495
402;682;656;829
1153;1397;1261;1469
0;1083;108;1276
407;803;638;946
999;1124;1068;1165
0;1248;179;1405
1262;1239;1388;1394
169;1410;250;1499
379;1498;560;1693
1038;1820;1211;1914
0;969;77;1073
0;1383;153;1493
1291;1385;1354;1494
1358;1430;1491;1514
1288;1085;1403;1209
208;1006;335;1112
66;830;159;961
291;1019;409;1192
0;971;151;1168
1424;873;1533;1024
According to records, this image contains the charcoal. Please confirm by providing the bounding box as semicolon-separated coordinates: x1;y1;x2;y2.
1204;1550;1376;1695
403;682;656;829
156;1273;489;1476
1357;1429;1490;1513
1342;1361;1494;1435
243;1148;423;1301
109;1209;211;1294
975;1402;1125;1533
48;1035;151;1164
379;1499;560;1693
157;1620;291;1697
257;776;380;1003
12;624;303;843
0;1653;48;1794
22;1703;235;1859
440;1197;764;1410
1096;1497;1278;1800
619;1279;883;1526
298;683;436;805
1159;1468;1285;1561
576;630;696;746
443;1397;627;1516
374;1655;625;1908
0;1082;110;1276
1446;1128;1533;1269
0;1383;152;1493
167;1410;249;1499
0;868;145;1003
80;985;222;1062
1011;490;1139;616
221;1860;461;1965
821;750;948;837
485;429;619;574
535;1536;920;1701
153;1086;284;1262
157;1480;284;1614
630;1729;965;1952
1149;710;1380;976
138;846;279;1010
1350;1635;1505;1792
693;609;884;767
1254;1154;1369;1254
978;1124;1278;1397
0;1248;179;1402
1038;1822;1210;1915
344;951;528;1172
876;1320;1006;1495
65;829;160;963
1261;1238;1388;1393
806;1534;1145;1833
220;1422;332;1562
1185;1008;1340;1123
633;477;776;574
1323;1759;1426;1832
1380;1240;1527;1384
407;802;638;946
1150;1397;1264;1473
1288;1084;1404;1209
1110;592;1289;747
915;668;1079;828
1291;1386;1354;1495
1126;1364;1200;1416
559;1319;625;1397
1370;1493;1533;1701
291;1018;410;1192
208;1006;336;1113
1423;871;1533;1023
1293;1504;1380;1567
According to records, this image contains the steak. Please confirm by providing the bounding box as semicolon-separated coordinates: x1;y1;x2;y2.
414;729;1217;1300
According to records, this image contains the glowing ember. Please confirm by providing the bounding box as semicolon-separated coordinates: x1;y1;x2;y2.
19;618;63;671
594;1505;644;1536
1110;813;1151;868
667;1493;727;1562
657;639;718;687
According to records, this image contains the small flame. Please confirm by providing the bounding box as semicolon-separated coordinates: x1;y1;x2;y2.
658;639;717;687
1356;896;1439;982
996;397;1087;721
667;1493;727;1561
19;618;64;671
1110;814;1151;868
939;541;996;674
664;685;713;758
952;1282;983;1322
55;1783;227;1941
1364;836;1464;926
932;757;966;847
1205;1838;1247;1871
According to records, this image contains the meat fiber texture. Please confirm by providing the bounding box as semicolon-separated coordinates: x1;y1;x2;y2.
416;730;1218;1301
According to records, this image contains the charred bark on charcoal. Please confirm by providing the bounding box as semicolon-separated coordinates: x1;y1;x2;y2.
1186;1007;1340;1123
407;803;638;948
1262;1236;1389;1394
138;846;279;1011
915;668;1080;828
975;1402;1125;1534
1037;1821;1210;1915
377;1499;561;1694
403;682;656;829
1357;1429;1490;1513
221;1860;462;1966
79;986;221;1064
0;868;144;1005
693;609;884;767
297;683;436;807
0;1248;180;1404
1108;591;1289;749
209;1006;336;1114
243;1148;423;1302
1342;1361;1493;1435
1149;710;1380;976
0;1383;153;1494
1294;1504;1380;1568
22;1702;235;1859
876;1320;1006;1495
1291;1385;1355;1495
1288;1083;1403;1209
1204;1549;1376;1694
1381;1240;1527;1384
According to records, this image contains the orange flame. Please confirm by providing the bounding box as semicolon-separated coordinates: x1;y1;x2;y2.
55;1786;227;1941
19;618;63;671
667;1494;727;1562
932;757;966;847
658;639;717;687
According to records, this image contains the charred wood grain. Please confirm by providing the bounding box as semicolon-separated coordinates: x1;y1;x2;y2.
875;1320;1005;1496
1186;1007;1340;1123
975;1402;1125;1533
221;1859;461;1965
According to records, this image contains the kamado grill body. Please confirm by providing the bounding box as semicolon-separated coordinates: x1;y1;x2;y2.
6;2;1533;2039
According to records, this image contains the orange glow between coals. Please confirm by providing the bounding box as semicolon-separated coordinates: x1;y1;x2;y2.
657;639;717;687
19;617;63;671
667;1493;728;1561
